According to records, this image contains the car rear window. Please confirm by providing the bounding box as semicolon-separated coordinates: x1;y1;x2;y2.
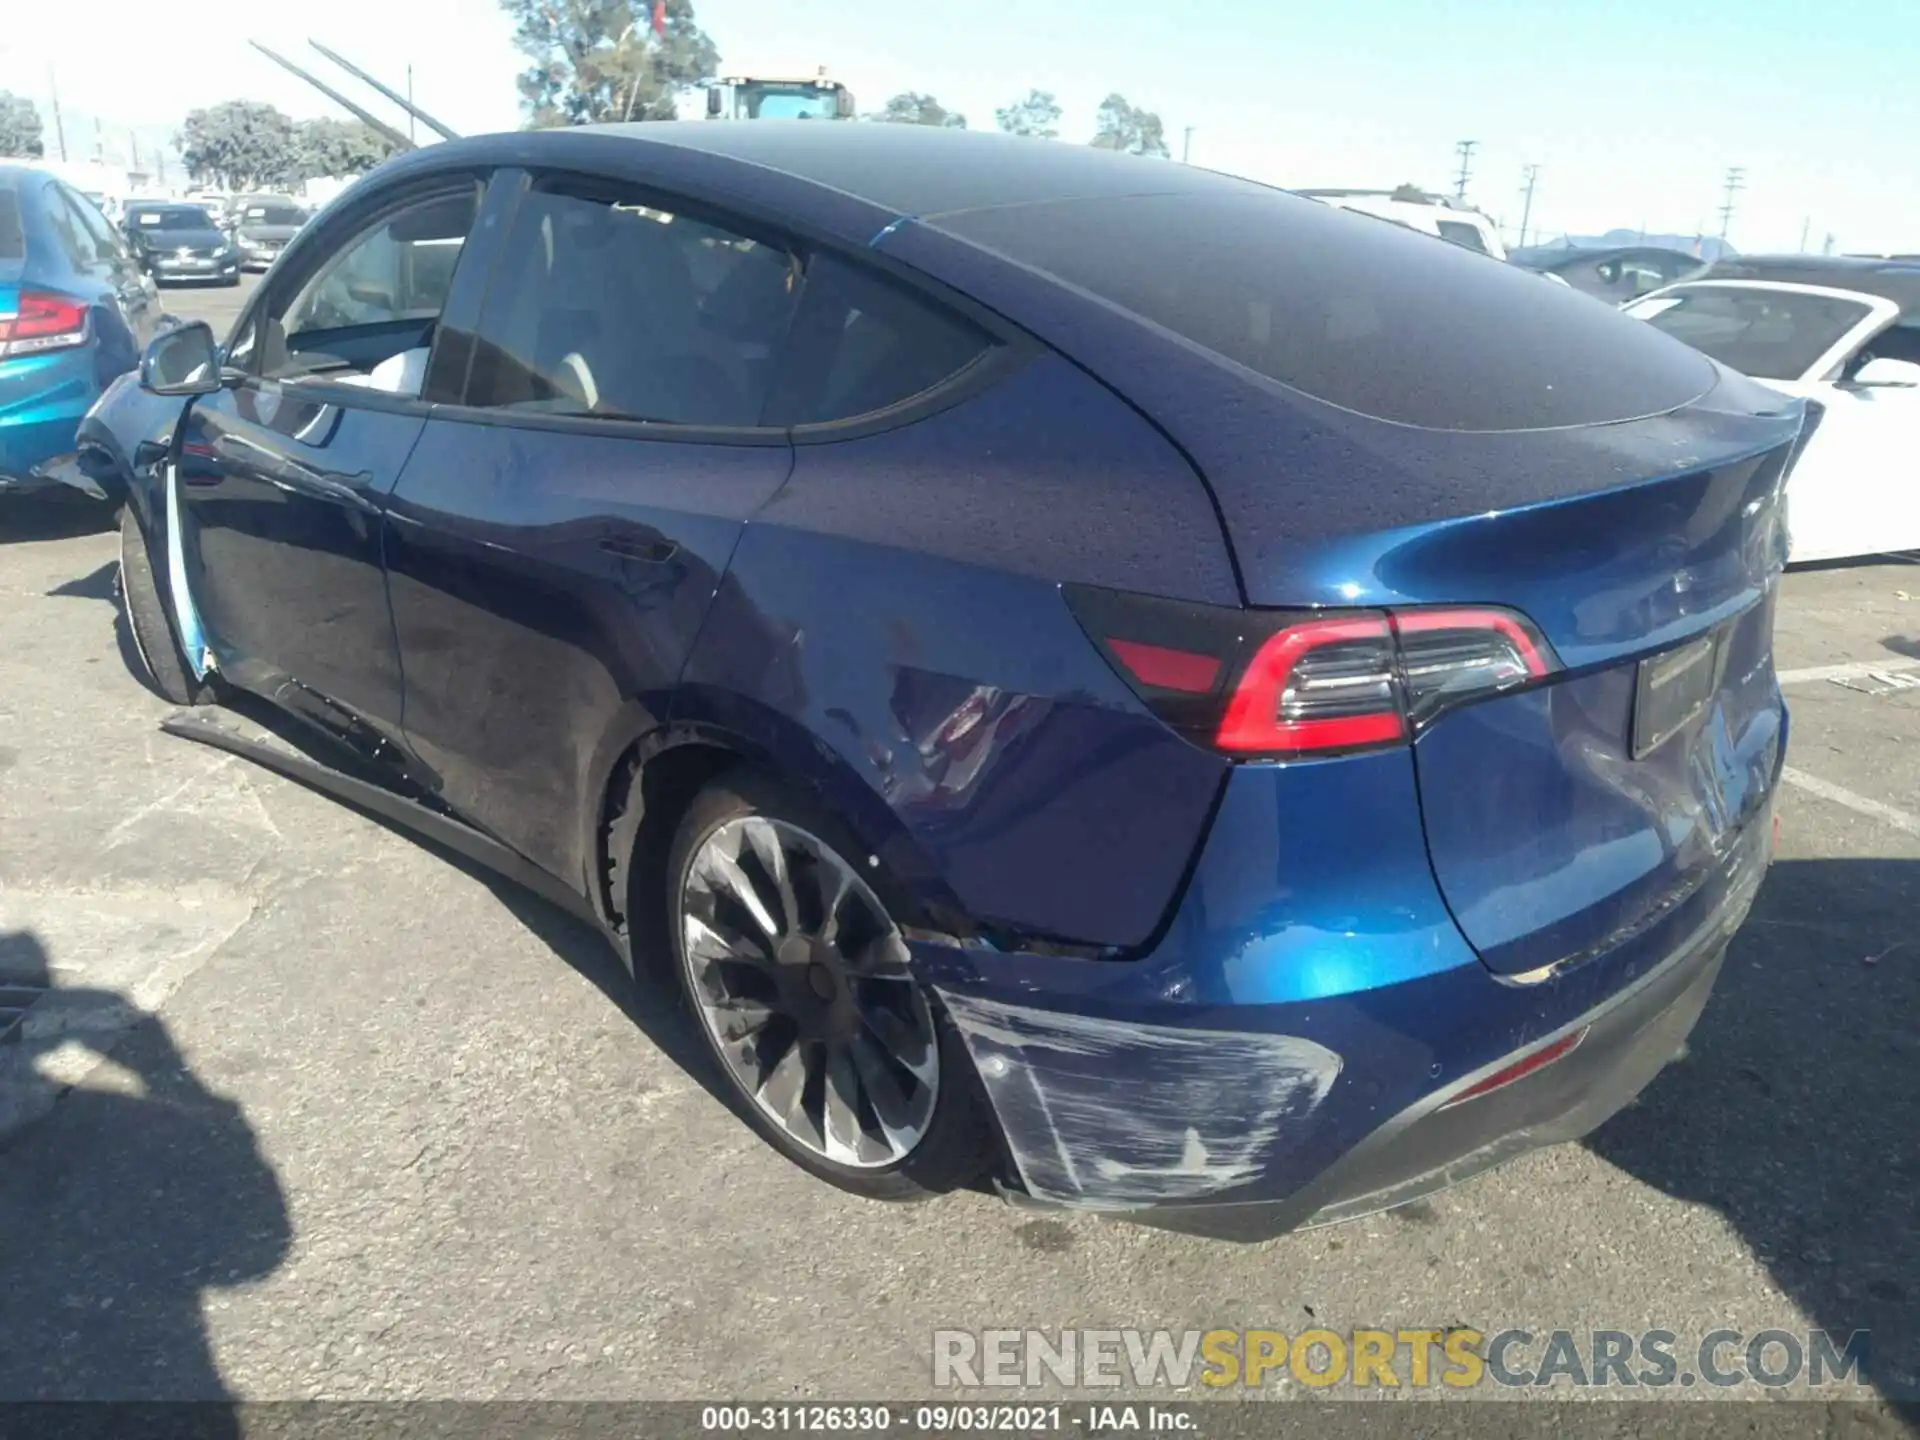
133;207;214;231
932;189;1719;431
0;190;22;260
1629;287;1877;381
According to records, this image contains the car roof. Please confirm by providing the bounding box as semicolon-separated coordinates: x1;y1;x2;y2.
1698;255;1920;315
553;120;1268;219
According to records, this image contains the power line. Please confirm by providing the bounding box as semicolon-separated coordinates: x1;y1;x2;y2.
1517;164;1540;249
1717;166;1746;242
1453;139;1478;201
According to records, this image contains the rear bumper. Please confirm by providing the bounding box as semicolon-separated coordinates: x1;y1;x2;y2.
1138;885;1739;1240
912;754;1773;1237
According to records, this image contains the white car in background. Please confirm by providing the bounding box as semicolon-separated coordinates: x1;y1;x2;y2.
1294;188;1508;260
1624;264;1920;565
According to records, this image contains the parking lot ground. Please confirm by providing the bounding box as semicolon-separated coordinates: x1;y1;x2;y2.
0;279;1915;1404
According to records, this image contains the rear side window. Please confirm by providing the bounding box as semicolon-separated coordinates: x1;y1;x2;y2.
935;190;1718;431
0;190;24;261
766;253;993;426
43;184;103;269
1631;288;1876;381
463;187;800;427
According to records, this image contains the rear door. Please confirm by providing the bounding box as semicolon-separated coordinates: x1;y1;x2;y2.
56;183;160;353
1627;280;1913;561
170;178;483;761
383;169;799;883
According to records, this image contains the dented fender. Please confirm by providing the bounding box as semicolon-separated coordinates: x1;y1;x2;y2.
72;371;196;532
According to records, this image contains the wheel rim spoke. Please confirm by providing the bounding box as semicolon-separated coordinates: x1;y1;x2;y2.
683;816;939;1169
700;845;781;941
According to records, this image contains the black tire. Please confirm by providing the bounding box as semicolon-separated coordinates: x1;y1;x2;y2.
118;503;212;706
665;771;995;1201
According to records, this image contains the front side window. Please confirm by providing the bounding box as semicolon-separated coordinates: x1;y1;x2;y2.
256;185;479;389
1630;287;1876;381
462;187;800;427
131;206;216;233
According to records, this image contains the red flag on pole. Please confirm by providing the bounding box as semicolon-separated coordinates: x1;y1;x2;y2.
652;0;667;36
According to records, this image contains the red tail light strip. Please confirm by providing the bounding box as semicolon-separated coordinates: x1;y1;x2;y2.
1390;607;1552;676
1440;1025;1590;1109
1215;617;1406;755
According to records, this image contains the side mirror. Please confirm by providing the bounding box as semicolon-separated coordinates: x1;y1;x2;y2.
139;320;222;396
706;86;723;118
1851;356;1920;389
836;89;856;118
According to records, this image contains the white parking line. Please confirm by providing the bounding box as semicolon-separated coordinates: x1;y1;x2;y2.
1776;657;1920;686
1781;767;1920;840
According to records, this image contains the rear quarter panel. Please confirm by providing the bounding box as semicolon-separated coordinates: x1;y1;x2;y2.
676;353;1238;950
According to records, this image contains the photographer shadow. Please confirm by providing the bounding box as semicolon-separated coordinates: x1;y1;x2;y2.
0;928;290;1409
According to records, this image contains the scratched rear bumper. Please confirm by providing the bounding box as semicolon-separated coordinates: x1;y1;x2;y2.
914;759;1772;1237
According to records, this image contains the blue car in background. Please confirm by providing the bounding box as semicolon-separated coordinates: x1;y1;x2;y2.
0;163;160;502
90;124;1813;1239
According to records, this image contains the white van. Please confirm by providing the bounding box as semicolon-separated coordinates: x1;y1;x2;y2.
1295;188;1508;261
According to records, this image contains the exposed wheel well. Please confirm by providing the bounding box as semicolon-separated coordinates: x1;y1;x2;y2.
600;739;740;977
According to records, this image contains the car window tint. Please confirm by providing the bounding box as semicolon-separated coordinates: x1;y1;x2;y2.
935;190;1717;431
68;188;129;260
1435;220;1488;254
1634;288;1875;380
462;188;798;427
43;185;101;268
0;189;23;261
765;252;994;426
263;186;478;386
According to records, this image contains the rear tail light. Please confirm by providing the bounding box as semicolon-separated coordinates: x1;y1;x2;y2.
1065;585;1559;760
0;290;90;358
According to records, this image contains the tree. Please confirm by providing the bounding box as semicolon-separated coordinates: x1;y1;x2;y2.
994;89;1060;139
873;92;966;128
0;91;45;160
501;0;720;127
177;102;299;191
1088;93;1167;157
293;118;397;180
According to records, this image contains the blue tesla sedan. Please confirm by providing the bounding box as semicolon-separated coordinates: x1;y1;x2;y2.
80;123;1808;1239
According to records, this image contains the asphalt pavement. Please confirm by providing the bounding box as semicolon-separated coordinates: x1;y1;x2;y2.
0;276;1914;1406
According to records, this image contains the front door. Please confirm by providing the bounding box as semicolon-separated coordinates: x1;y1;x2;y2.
170;181;483;758
383;171;802;883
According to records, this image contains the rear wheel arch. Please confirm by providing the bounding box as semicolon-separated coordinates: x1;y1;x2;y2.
592;708;976;976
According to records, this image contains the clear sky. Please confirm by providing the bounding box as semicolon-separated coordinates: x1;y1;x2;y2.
3;0;1915;252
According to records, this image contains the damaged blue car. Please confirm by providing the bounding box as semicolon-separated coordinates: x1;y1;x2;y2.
88;123;1811;1239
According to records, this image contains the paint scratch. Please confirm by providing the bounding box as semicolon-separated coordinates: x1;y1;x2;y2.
939;991;1342;1208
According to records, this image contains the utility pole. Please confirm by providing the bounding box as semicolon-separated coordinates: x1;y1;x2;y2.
1798;216;1811;252
1516;164;1539;249
1182;125;1194;164
48;65;68;161
407;64;416;144
1822;232;1835;256
1717;165;1745;242
1453;139;1478;201
130;130;140;177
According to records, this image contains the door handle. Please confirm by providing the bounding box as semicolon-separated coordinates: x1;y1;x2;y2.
598;537;679;564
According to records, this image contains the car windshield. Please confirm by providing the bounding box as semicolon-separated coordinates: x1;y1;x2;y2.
739;83;837;119
133;207;215;231
1630;286;1878;380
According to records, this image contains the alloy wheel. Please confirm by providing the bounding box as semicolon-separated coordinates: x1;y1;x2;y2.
681;816;939;1168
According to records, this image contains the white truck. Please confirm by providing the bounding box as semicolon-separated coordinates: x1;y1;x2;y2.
1295;187;1508;261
